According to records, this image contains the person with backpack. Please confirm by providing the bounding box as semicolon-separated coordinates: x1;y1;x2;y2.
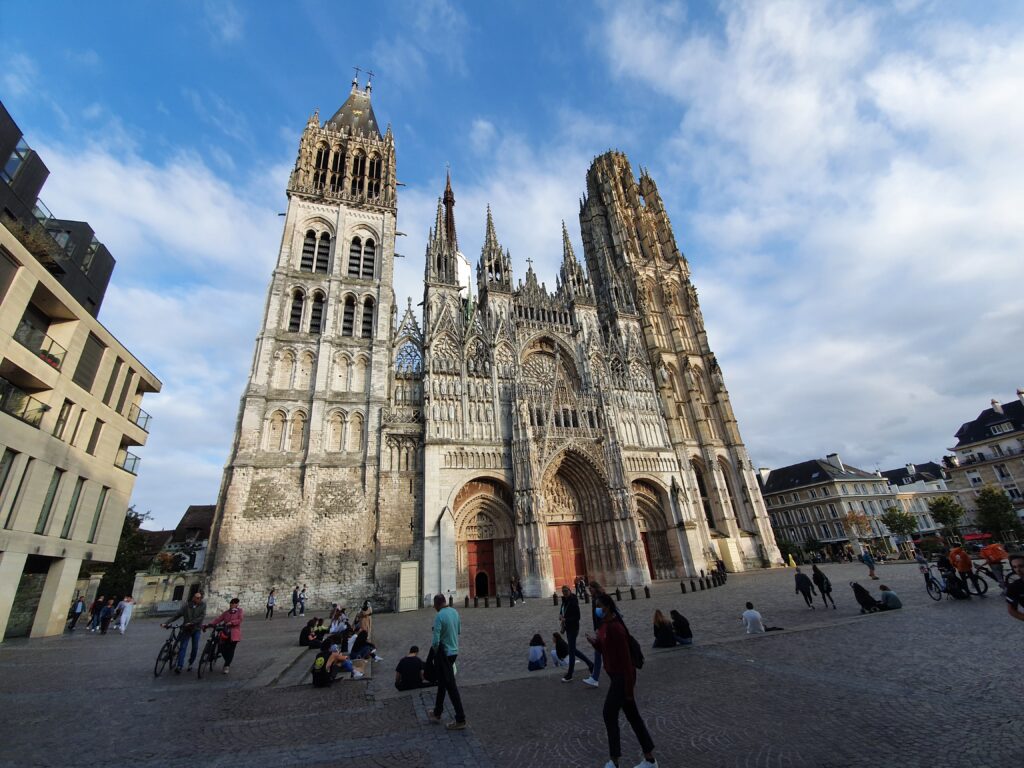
979;542;1009;587
558;584;594;683
310;637;363;687
811;564;836;609
793;568;817;609
586;592;657;768
949;545;981;595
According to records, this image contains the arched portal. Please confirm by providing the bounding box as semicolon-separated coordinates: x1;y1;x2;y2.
541;449;613;586
453;478;514;598
632;479;676;580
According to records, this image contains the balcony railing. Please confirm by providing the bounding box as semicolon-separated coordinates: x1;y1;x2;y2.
0;377;49;428
13;319;67;371
115;449;141;475
128;402;152;432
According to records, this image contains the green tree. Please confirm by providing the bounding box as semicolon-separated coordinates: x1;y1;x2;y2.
98;507;152;598
880;507;919;539
974;485;1022;536
927;496;964;534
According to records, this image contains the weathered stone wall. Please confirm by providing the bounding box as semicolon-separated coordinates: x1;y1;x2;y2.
5;573;45;639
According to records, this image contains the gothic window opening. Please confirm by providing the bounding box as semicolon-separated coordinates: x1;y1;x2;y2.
395;342;422;375
348;412;364;452
368;154;382;198
288;412;306;451
334;355;350;391
361;298;375;338
342;296;356;336
300;231;316;271
361;239;376;279
309;293;325;334
313;143;329;188
288;290;305;332
350;152;366;195
329;146;345;194
328;412;344;451
295;352;313;390
267;410;286;451
348;237;362;277
692;461;715;529
314;233;331;273
274;351;295;389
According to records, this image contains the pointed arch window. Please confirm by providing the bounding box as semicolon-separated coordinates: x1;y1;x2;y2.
348;237;362;277
313;143;329;188
300;231;316;271
267;410;286;451
350;151;366;195
361;297;375;338
342;296;356;336
368;154;382;198
328;412;345;451
288;412;307;452
692;461;715;529
288;290;305;332
309;292;325;334
361;239;376;279
347;412;364;452
314;233;330;273
329;145;345;194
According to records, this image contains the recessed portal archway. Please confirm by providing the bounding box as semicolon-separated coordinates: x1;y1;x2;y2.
453;477;514;598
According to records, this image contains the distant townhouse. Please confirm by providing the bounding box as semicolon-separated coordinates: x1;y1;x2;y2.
878;461;947;539
943;390;1024;522
759;454;899;557
0;100;161;640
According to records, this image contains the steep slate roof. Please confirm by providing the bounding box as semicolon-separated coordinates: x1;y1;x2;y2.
953;399;1024;448
137;529;174;560
880;461;945;487
170;505;215;544
326;81;381;139
762;458;877;495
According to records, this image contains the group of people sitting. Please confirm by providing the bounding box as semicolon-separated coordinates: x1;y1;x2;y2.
306;600;385;687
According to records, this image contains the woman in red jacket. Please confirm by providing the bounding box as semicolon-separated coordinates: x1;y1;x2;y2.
207;598;244;674
587;593;657;768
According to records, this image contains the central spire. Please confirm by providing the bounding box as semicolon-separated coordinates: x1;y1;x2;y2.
443;169;458;250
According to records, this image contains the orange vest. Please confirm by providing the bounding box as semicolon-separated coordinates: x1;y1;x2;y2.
979;543;1007;564
949;548;973;573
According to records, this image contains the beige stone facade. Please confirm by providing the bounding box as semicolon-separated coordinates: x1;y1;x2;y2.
0;226;160;640
208;84;779;613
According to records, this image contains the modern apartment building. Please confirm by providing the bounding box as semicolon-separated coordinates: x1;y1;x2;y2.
0;101;161;640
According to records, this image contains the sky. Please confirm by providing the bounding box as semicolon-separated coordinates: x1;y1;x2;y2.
2;1;1023;530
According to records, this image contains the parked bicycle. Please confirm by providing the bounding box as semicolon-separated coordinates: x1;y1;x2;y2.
154;622;183;677
923;564;971;601
197;623;228;679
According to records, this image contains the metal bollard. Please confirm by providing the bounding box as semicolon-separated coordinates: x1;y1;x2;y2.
644;585;651;599
553;592;559;606
484;596;489;608
690;580;697;592
630;586;637;600
680;581;687;594
449;594;454;607
464;596;469;608
700;569;705;579
699;578;705;590
496;595;502;607
615;587;622;601
473;596;479;608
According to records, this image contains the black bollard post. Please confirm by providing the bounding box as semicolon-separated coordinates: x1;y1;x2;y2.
630;586;637;600
699;578;705;590
700;569;705;579
680;581;687;594
644;585;651;599
449;594;454;607
484;596;489;608
615;587;622;601
553;592;559;606
496;595;501;607
690;580;697;592
464;596;469;608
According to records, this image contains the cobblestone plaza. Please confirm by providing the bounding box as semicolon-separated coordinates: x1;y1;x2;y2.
1;562;1019;768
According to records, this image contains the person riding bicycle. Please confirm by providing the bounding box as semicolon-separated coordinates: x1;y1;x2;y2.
979;542;1009;587
949;545;980;596
1005;553;1024;623
162;590;207;674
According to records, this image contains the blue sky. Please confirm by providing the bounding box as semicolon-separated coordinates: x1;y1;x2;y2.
3;1;1023;529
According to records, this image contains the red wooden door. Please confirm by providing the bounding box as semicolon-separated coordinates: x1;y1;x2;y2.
467;539;494;597
640;531;655;579
547;524;587;588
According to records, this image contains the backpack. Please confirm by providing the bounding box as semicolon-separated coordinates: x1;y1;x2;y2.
620;619;644;670
311;652;332;687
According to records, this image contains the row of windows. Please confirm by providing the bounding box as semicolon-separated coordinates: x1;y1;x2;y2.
272;350;371;392
0;447;109;542
264;409;365;453
311;145;384;198
287;290;375;338
297;232;377;279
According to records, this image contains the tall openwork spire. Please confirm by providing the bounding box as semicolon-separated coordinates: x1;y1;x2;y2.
424;172;461;287
443;170;458;251
477;205;513;294
558;221;594;304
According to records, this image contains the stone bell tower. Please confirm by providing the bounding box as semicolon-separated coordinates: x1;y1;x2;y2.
207;77;411;608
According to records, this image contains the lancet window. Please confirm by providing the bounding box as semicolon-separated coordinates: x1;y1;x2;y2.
350;151;366;195
300;231;316;271
314;233;330;273
341;296;356;336
329;146;345;194
361;298;375;338
309;292;325;334
313;143;329;188
288;290;305;332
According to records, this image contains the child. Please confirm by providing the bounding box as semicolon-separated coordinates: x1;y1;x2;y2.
550;631;569;667
527;633;547;670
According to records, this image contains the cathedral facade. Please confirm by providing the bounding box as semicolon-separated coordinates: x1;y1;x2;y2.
207;81;780;611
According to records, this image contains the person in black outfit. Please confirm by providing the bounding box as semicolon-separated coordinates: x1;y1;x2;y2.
288;585;299;617
652;610;676;648
299;619;319;647
811;564;836;609
558;584;594;682
669;610;693;645
395;645;432;690
794;568;817;609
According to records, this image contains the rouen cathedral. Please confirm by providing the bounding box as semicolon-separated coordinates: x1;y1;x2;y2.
207;79;781;610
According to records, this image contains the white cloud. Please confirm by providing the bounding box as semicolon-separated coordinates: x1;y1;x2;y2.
65;49;101;68
599;0;1024;473
183;88;252;145
202;0;245;44
368;0;468;90
2;52;38;97
469;119;496;154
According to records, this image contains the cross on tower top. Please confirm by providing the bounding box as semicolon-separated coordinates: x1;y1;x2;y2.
525;257;534;270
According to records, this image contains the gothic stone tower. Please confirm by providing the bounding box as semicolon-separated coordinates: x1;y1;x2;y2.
208;79;418;608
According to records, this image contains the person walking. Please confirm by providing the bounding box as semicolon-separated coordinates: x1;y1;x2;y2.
298;585;307;616
265;589;276;620
586;592;658;768
979;541;1009;587
288;585;299;617
949;545;979;595
207;597;244;674
860;549;879;580
427;594;466;730
67;595;86;631
355;600;373;639
582;580;608;688
794;568;817;609
811;564;836;609
115;595;135;634
558;584;594;683
98;599;115;634
87;594;104;632
163;590;207;673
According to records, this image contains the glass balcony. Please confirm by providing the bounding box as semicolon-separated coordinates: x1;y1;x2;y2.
0;377;49;428
13;319;67;371
128;402;151;432
115;449;141;475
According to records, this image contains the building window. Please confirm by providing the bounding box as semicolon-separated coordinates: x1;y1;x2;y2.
267;411;286;451
300;231;316;271
368;154;382;198
996;464;1010;479
342;296;356;336
309;293;325;334
36;467;65;534
350;151;366;195
0;449;18;507
3;456;32;529
348;237;362;276
329;146;345;194
828;503;837;517
361;239;375;279
991;422;1013;435
288;290;305;332
53;399;73;439
313;143;329;188
86;419;104;455
102;358;123;405
60;476;85;539
809;489;817;499
72;333;106;392
822;487;830;496
314;233;331;274
115;369;135;414
69;409;86;446
361;298;375;338
87;486;108;543
289;412;306;452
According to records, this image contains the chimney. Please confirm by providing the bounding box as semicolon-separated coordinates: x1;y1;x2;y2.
825;453;844;472
905;463;916;476
992;398;1003;415
1017;387;1024;406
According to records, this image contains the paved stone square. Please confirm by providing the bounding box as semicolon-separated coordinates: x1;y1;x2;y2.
0;562;1020;768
